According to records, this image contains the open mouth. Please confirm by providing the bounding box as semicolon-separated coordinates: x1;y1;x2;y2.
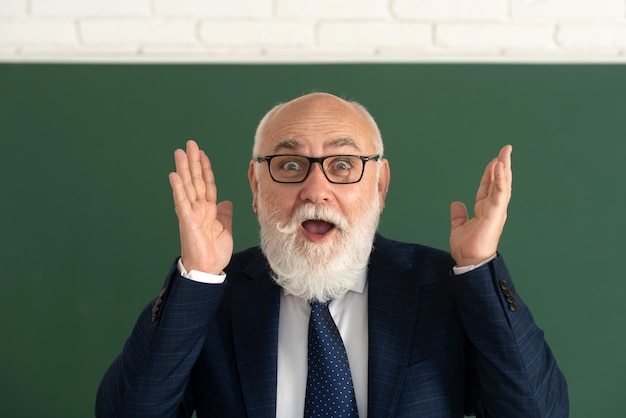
301;219;337;240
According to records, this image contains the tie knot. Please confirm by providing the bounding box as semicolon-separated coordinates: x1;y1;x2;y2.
309;301;332;319
310;301;330;309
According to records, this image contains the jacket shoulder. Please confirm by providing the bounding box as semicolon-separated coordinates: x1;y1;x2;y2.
373;234;455;273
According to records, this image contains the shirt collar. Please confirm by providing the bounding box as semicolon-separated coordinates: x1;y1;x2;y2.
281;267;368;297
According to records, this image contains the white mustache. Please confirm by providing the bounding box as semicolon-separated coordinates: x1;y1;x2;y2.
276;204;349;235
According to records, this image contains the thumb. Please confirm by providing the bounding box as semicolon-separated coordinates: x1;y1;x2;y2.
216;201;234;234
450;201;468;229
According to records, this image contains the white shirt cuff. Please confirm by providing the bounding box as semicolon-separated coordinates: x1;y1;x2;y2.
452;254;497;275
177;258;226;284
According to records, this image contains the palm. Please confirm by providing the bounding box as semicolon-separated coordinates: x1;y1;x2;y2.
449;145;512;267
169;140;233;274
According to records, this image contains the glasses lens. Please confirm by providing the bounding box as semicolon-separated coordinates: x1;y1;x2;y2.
269;155;310;182
323;156;363;183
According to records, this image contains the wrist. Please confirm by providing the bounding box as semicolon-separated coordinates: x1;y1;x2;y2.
454;253;497;270
179;257;223;276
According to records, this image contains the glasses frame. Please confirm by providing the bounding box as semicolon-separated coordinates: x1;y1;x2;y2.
255;154;381;184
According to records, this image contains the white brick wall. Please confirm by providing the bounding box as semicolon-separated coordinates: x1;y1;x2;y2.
393;0;508;20
1;0;626;62
32;0;151;17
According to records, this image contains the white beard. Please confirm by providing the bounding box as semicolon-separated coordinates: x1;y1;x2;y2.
257;190;381;303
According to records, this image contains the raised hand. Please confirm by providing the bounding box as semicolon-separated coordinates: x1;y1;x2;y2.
449;145;512;267
168;140;233;275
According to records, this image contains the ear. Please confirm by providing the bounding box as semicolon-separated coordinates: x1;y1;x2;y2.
248;160;259;213
377;158;390;212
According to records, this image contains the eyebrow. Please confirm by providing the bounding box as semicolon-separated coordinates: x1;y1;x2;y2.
272;137;362;153
273;139;300;153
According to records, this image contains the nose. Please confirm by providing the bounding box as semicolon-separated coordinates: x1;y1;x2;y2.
298;162;333;204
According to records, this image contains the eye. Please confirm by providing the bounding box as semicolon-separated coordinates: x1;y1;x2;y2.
282;160;303;171
330;158;353;171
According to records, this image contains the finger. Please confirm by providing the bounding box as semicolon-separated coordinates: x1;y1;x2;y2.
200;150;218;204
490;160;512;209
490;145;513;204
496;144;512;184
174;148;197;202
498;144;513;172
450;201;469;228
186;140;207;201
476;145;513;203
168;171;192;215
475;158;497;203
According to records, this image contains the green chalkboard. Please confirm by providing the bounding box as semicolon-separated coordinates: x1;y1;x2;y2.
1;64;624;417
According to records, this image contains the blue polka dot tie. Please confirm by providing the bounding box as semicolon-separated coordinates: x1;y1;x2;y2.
304;301;359;417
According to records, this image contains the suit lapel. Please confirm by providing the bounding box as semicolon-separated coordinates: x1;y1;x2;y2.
367;235;421;418
231;254;281;418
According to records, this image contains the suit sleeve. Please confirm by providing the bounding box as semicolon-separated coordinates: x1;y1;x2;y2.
449;255;569;418
95;261;226;418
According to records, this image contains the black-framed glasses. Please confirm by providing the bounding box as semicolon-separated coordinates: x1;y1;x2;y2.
255;154;381;184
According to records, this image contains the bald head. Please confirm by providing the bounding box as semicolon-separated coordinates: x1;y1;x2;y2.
253;93;383;157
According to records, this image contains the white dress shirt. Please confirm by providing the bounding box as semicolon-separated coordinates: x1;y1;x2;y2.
275;271;369;417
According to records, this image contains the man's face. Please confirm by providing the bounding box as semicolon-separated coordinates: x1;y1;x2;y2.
249;93;390;246
248;93;390;302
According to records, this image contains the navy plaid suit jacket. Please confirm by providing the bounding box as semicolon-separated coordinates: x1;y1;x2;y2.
96;234;568;417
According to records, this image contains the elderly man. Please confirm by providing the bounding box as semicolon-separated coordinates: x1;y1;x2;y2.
96;93;568;417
